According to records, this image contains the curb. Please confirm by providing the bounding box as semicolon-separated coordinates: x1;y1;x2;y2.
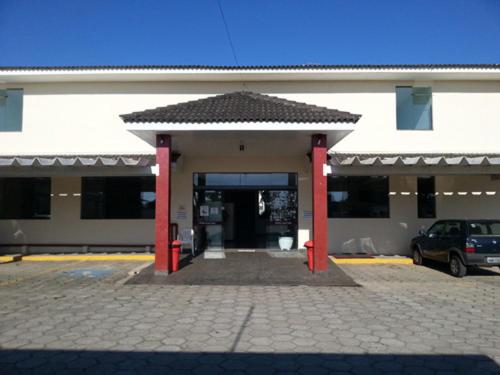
0;254;23;264
21;254;155;262
331;257;413;265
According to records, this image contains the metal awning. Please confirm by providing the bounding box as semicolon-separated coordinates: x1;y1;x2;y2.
0;155;155;167
331;154;500;167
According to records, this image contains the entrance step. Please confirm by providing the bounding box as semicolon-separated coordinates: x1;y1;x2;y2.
203;251;226;259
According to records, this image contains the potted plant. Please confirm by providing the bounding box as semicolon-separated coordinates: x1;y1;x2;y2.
278;230;294;251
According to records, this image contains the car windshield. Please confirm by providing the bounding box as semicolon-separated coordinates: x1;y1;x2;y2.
468;221;500;236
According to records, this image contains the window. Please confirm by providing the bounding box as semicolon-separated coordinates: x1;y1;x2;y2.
0;178;51;219
396;86;432;130
327;176;389;218
193;173;297;188
468;221;500;236
427;221;445;237
81;177;155;219
417;176;436;218
444;221;462;237
0;89;23;131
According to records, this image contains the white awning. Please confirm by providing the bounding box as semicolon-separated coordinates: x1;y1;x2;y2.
331;154;500;167
0;155;155;167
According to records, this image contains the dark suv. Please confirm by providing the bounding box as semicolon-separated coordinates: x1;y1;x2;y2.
411;220;500;277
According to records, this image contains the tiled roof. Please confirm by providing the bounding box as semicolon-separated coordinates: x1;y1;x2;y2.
1;64;499;71
120;91;361;124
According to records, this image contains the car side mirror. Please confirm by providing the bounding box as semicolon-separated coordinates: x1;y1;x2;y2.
418;229;426;236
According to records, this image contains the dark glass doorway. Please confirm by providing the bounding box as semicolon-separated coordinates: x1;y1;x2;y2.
193;173;298;251
223;190;258;249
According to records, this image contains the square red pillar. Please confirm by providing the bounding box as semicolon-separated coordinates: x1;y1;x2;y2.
155;134;171;274
311;134;329;272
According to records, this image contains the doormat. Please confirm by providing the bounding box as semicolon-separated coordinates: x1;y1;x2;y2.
126;252;359;286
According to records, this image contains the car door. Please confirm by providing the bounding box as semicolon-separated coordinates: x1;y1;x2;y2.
439;221;463;262
422;221;445;260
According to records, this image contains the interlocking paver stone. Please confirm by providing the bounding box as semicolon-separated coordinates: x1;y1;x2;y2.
0;261;499;374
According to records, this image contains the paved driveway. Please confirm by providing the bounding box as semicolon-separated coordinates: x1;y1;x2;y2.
0;260;499;374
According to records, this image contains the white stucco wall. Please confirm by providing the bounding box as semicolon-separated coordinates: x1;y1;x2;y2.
330;174;500;255
171;155;313;250
2;172;500;256
0;80;499;156
0;156;312;253
0;176;155;253
1;78;500;255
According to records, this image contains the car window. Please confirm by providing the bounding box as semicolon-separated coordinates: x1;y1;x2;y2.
427;222;445;237
468;221;500;236
490;222;500;235
444;221;462;237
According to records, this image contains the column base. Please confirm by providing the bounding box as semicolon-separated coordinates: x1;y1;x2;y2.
154;270;170;276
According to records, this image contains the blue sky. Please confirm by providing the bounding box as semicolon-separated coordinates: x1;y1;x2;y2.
0;0;499;66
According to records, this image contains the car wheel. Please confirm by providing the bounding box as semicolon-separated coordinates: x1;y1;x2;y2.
449;254;467;278
413;248;424;265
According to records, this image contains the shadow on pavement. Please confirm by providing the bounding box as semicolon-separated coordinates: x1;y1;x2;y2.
422;259;500;277
0;349;498;374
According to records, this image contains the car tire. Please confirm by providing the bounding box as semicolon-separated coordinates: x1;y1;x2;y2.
449;254;467;278
413;248;424;265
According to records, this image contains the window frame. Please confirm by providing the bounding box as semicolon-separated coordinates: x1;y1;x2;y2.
395;85;433;131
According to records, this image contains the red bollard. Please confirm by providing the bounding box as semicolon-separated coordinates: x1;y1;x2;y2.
171;240;182;272
304;240;314;271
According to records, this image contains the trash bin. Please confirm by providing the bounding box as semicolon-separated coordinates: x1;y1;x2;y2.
304;240;314;271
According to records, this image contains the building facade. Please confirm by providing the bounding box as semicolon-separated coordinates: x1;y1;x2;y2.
1;65;500;271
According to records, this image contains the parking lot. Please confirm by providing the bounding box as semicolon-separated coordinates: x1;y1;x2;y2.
0;259;499;374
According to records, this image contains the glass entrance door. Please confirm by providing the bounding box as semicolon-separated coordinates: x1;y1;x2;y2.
193;173;298;252
193;190;224;251
258;190;298;249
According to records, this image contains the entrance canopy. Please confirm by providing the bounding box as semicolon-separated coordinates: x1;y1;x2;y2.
121;92;350;273
121;91;361;153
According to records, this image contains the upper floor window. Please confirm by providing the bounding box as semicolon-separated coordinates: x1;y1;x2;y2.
0;178;51;219
81;176;155;219
327;176;390;218
0;89;23;132
396;86;432;130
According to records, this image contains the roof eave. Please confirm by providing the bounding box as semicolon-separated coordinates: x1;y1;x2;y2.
125;122;356;147
125;121;356;131
2;68;500;83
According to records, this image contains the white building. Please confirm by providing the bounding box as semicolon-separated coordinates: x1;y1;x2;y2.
1;64;499;271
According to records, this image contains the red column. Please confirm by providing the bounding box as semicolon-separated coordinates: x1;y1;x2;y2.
311;134;328;272
155;134;171;273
